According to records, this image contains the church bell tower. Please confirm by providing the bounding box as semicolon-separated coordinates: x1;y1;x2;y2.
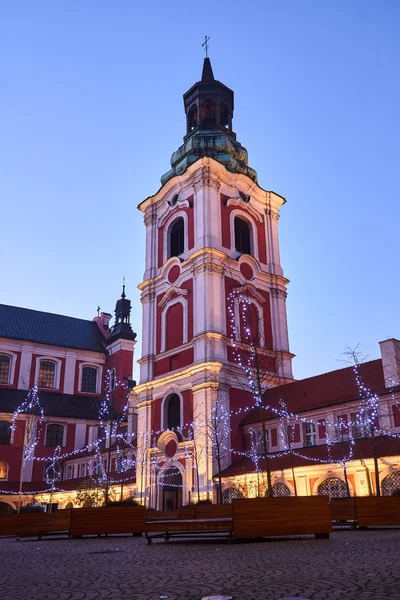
133;59;293;509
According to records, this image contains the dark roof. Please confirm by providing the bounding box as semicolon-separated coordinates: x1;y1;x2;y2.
0;388;101;420
242;359;387;426
0;304;107;352
219;436;400;478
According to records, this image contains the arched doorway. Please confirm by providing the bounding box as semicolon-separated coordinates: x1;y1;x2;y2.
161;467;182;511
317;477;349;498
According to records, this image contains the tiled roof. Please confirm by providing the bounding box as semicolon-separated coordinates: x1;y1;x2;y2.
0;388;101;420
218;436;400;478
242;359;387;425
0;304;107;352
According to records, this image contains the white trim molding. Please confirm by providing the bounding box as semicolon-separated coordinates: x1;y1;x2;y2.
34;356;62;390
160;297;188;353
0;351;17;386
44;421;67;448
158;286;189;308
160;389;184;431
163;210;189;263
78;363;103;394
229;208;260;261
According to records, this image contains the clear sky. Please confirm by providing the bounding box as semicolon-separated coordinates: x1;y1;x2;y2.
1;1;399;381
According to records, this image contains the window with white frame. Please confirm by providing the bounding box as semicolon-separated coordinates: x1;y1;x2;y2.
234;216;252;255
304;422;316;446
81;366;98;393
64;465;73;479
351;412;369;439
0;355;11;384
80;463;86;477
45;423;64;447
168;217;185;258
249;429;268;455
0;421;12;445
44;461;62;483
38;360;56;388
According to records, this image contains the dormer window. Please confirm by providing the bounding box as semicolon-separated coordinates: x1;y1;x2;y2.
234;216;252;255
169;218;185;258
81;366;98;394
0;421;12;445
38;360;56;388
0;355;11;384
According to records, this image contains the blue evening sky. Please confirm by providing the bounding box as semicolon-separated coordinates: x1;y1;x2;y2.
1;1;399;381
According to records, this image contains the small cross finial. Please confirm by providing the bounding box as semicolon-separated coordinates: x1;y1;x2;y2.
202;35;210;58
97;306;101;317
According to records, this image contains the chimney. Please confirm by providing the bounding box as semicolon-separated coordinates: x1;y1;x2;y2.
379;338;400;388
93;312;112;337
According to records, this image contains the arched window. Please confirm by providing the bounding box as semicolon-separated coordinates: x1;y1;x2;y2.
169;218;185;258
165;394;180;430
239;301;260;345
45;424;64;448
271;482;291;497
234;217;252;255
200;99;216;127
81;366;98;393
318;477;348;499
220;102;231;128
222;487;244;504
44;461;62;483
382;471;400;496
38;360;56;388
187;104;198;132
0;421;12;445
0;461;7;479
0;355;11;384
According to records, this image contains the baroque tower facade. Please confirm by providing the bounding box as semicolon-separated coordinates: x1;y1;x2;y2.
133;59;293;510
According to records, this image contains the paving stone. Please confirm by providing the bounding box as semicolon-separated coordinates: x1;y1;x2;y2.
1;531;400;600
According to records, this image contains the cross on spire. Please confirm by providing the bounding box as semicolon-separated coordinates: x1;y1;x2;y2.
202;35;210;58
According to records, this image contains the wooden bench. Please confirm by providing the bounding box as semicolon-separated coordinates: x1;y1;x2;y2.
330;498;357;523
146;510;179;520
232;496;332;540
195;504;233;520
355;497;400;527
16;510;72;541
69;506;146;538
0;514;19;537
144;517;233;544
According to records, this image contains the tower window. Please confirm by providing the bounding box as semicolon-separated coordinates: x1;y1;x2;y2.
169;218;185;258
45;424;64;447
166;394;180;430
38;361;56;388
234;217;252;255
200;99;216;127
81;367;98;393
0;355;11;384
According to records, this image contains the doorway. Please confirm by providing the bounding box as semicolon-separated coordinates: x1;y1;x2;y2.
162;467;182;511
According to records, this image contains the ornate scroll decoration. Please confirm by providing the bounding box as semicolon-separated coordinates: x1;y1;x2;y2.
158;286;189;308
193;166;221;193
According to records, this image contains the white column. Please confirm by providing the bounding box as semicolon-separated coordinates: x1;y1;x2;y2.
143;210;158;280
63;352;77;394
265;211;283;276
74;423;87;451
18;344;34;389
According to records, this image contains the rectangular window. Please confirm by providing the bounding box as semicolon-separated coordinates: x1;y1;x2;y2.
80;464;86;477
393;404;400;428
81;367;98;393
351;412;369;439
65;465;73;479
38;361;56;388
0;355;11;384
304;422;316;446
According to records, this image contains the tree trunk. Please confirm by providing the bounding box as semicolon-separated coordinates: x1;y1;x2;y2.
291;458;298;496
261;415;273;497
343;462;351;497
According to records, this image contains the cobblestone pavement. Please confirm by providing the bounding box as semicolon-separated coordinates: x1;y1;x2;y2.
0;530;399;600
